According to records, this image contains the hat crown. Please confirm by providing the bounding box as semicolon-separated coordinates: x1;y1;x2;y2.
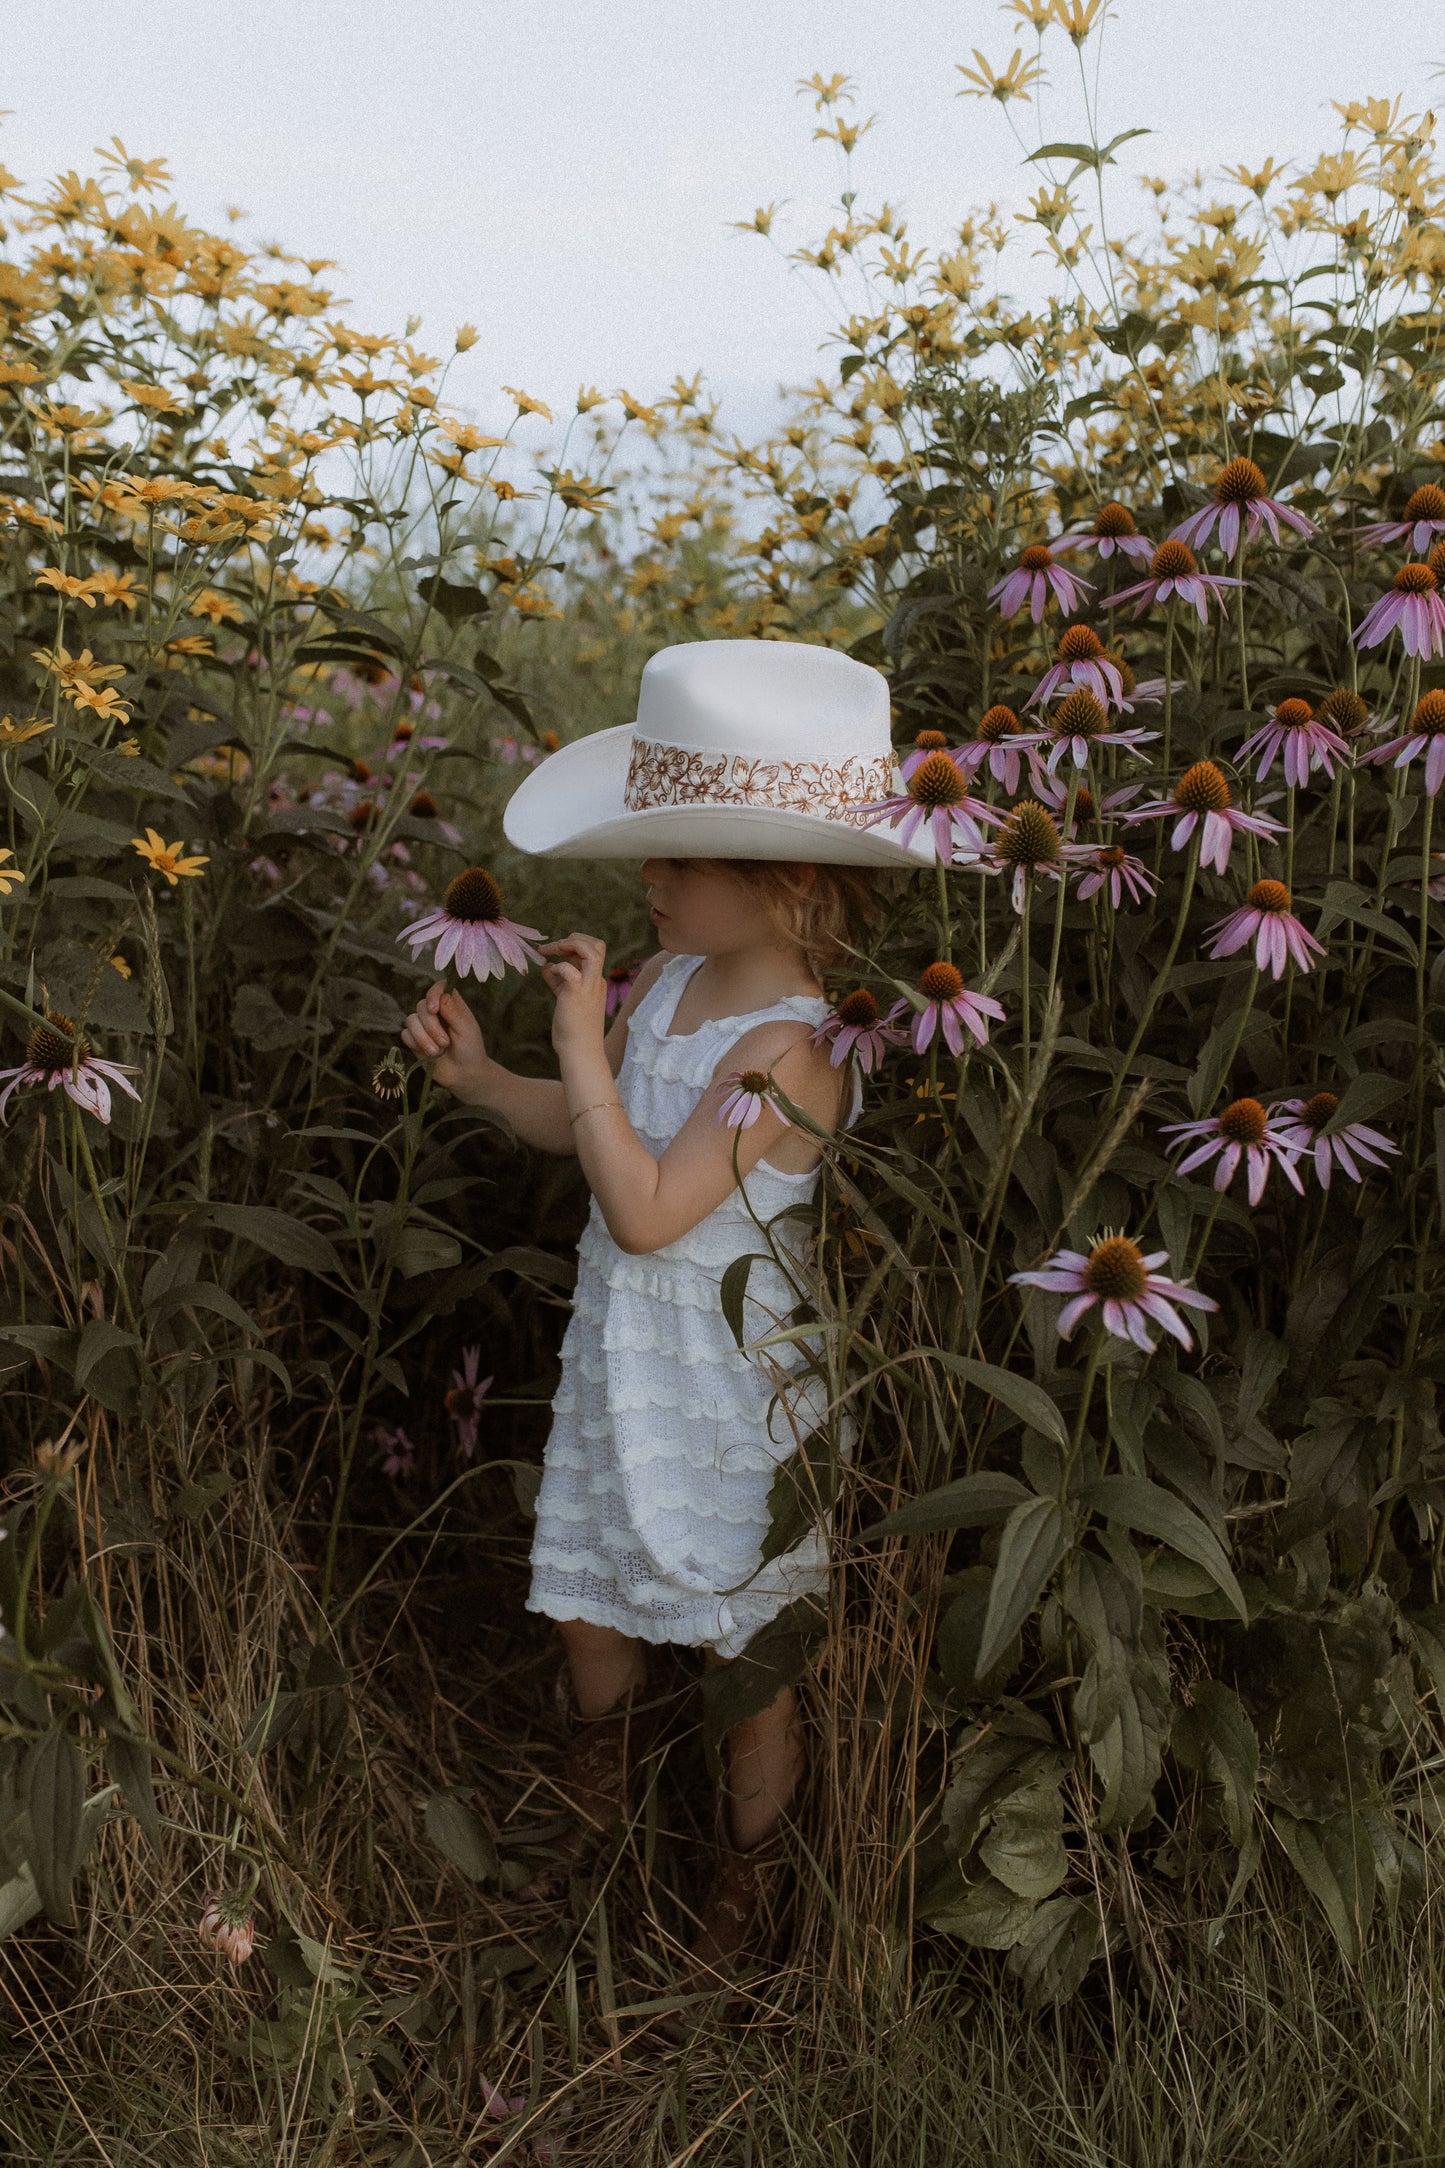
635;639;890;759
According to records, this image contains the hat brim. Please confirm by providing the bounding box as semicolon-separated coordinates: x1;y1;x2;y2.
500;725;936;869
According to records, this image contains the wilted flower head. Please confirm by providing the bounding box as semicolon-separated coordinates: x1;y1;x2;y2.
198;1889;256;1967
1238;696;1351;787
1009;1232;1217;1352
1172;456;1315;554
1364;687;1445;795
1160;1097;1305;1207
1203;879;1326;977
0;1011;143;1125
1354;561;1445;659
396;867;545;979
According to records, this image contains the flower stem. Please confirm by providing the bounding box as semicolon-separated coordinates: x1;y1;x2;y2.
1106;836;1200;1113
1233;534;1249;708
1020;876;1033;1089
936;858;952;964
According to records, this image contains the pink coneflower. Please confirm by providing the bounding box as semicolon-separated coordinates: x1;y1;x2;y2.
859;750;1000;865
198;1890;256;1967
1049;501;1153;563
955;704;1031;793
1202;879;1326;978
1030;687;1158;774
374;1423;417;1480
1354;562;1445;660
718;1069;790;1129
1160;1097;1306;1207
1355;482;1445;554
1072;843;1157;908
1028;768;1143;833
1272;1088;1400;1189
810;988;904;1075
1172;456;1315;554
1009;1232;1218;1353
396;867;545;980
886;960;1004;1056
1125;759;1285;874
990;799;1080;912
987;544;1092;622
899;728;957;781
1363;687;1445;795
1237;697;1351;787
1026;624;1126;708
0;1011;142;1125
1108;538;1245;624
445;1347;493;1462
1316;686;1373;740
605;961;643;1018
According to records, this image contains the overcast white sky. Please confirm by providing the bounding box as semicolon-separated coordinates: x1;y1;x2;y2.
5;2;1443;441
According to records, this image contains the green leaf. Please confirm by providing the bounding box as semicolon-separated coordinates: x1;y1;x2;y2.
73;1320;143;1394
231;983;318;1051
1191;1681;1259;1850
1078;1475;1247;1623
1272;1812;1361;1961
106;1733;161;1852
1313;881;1418;965
1322;1071;1407;1133
75;745;192;802
149;1280;264;1337
24;1731;85;1924
391;1226;463;1278
977;1497;1073;1676
720;1253;766;1351
921;1872;1037;1949
200;1204;343;1279
933;1357;1070;1452
424;1793;499;1882
978;1775;1068;1901
864;1471;1031;1540
760;1432;839;1562
698;1596;826;1773
1003;1894;1104;2010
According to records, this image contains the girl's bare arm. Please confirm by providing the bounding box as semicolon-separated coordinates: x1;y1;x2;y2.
398;951;668;1154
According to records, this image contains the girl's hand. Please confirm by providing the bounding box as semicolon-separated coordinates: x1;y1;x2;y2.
400;980;490;1099
538;934;608;1058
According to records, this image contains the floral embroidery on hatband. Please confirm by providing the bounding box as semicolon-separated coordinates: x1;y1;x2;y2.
623;735;894;827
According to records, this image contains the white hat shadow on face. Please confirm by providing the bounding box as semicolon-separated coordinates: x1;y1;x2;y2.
502;637;937;869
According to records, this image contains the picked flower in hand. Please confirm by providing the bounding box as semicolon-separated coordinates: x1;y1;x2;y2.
1009;1233;1217;1352
718;1069;789;1129
396;866;545;979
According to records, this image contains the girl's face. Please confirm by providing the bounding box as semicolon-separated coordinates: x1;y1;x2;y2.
638;857;784;957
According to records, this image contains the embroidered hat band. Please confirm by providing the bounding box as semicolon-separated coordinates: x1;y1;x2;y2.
623;734;894;829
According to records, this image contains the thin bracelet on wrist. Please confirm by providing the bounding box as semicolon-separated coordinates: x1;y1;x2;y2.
570;1097;623;1126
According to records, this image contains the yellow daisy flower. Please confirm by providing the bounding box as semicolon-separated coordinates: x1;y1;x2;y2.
131;828;210;885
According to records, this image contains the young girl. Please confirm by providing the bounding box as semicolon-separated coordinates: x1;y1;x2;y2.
399;639;928;1974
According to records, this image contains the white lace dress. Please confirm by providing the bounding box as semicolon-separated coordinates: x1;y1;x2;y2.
526;950;857;1658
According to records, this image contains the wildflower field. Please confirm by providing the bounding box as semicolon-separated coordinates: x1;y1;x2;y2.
6;18;1445;2163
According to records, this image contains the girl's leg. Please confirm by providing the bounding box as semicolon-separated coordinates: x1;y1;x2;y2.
556;1616;647;1714
715;1671;806;1851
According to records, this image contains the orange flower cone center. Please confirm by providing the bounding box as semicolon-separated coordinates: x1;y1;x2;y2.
1219;1096;1268;1145
1019;545;1054;571
1404;484;1445;521
1247;879;1292;913
1319;688;1368;734
978;703;1019;743
1151;539;1197;579
1303;1090;1340;1131
1412;688;1445;735
1215;456;1268;505
1273;697;1314;729
997;801;1063;868
1094;501;1137;537
1394;562;1438;595
1053;688;1108;738
736;1070;770;1096
919;961;964;1003
1082;1235;1148;1301
837;989;880;1028
914;728;950;750
409;790;437;817
1174;760;1232;813
27;1011;86;1070
1057;624;1106;662
442;867;506;922
909;751;967;808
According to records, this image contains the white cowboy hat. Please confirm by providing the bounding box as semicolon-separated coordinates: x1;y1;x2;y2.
501;637;933;867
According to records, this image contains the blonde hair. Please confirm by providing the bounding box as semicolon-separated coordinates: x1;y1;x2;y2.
692;856;903;975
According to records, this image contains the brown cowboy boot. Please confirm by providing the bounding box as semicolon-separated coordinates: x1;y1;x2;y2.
552;1665;639;1849
683;1812;789;1981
